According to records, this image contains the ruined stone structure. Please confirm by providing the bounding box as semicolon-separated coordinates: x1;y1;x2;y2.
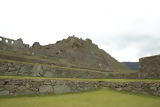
0;36;130;76
0;60;107;79
0;36;29;49
0;60;138;79
0;35;160;96
0;78;160;96
139;55;160;78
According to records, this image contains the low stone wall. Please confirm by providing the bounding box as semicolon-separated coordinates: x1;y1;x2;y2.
0;78;160;96
0;36;29;49
0;79;98;96
101;81;160;96
139;55;160;78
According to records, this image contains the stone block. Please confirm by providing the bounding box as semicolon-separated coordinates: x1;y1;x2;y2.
39;85;53;94
0;90;9;96
54;84;71;94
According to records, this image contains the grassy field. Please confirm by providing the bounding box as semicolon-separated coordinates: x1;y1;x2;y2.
0;88;160;107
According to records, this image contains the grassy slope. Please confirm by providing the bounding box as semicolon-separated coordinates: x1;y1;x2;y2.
0;88;160;107
0;76;160;82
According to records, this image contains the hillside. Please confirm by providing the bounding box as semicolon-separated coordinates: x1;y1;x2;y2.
31;36;129;72
0;36;134;79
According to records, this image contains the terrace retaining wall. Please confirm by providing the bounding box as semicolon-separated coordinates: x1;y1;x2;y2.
0;60;139;79
0;79;160;96
0;61;107;79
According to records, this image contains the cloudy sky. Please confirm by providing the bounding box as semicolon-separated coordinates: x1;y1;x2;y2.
0;0;160;62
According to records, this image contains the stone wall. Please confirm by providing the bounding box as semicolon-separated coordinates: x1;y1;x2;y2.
0;61;107;79
139;55;160;78
0;60;140;79
107;72;139;79
0;36;29;49
0;60;141;79
0;79;160;96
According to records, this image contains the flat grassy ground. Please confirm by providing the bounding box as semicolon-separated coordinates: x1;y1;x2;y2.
0;88;160;107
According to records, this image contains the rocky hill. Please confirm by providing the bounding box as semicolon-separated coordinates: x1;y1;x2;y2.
0;36;134;79
31;36;129;72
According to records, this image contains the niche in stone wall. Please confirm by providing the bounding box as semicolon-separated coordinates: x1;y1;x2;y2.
5;39;8;43
11;41;15;44
0;38;2;43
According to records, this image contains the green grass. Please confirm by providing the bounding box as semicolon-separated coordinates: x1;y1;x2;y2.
0;88;160;107
0;76;160;83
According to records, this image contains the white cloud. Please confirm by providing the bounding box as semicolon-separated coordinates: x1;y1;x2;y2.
0;0;160;61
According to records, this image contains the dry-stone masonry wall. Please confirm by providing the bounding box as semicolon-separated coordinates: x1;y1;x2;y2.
0;36;29;49
0;60;139;79
0;61;107;79
0;79;160;96
139;55;160;79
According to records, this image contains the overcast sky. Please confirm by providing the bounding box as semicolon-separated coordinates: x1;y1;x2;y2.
0;0;160;62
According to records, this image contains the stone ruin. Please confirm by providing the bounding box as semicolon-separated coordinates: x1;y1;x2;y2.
0;35;160;96
139;55;160;78
0;35;160;79
0;36;29;49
